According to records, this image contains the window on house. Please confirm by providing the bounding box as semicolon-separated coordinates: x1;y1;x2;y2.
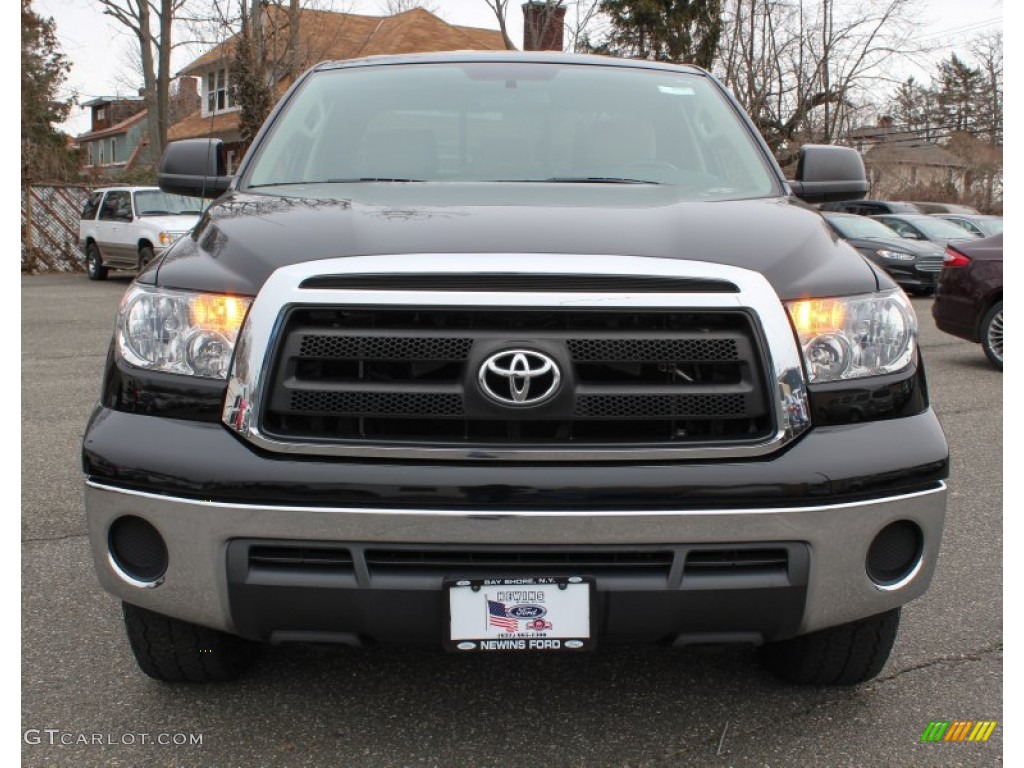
110;138;117;164
205;68;231;114
96;107;105;121
217;68;229;110
98;141;105;165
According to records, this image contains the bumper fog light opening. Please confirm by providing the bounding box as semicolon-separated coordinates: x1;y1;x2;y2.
108;515;168;588
866;520;924;591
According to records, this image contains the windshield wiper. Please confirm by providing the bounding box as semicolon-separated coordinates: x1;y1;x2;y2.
541;176;661;185
326;177;424;183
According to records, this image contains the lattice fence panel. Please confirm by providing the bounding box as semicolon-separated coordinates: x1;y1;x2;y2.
22;185;93;273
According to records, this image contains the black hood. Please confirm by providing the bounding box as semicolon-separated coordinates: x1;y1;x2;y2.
155;184;882;300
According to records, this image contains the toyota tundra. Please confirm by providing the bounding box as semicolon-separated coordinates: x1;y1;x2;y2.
82;52;949;685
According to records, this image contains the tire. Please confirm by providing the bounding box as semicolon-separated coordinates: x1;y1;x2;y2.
122;602;260;682
981;301;1003;371
760;608;900;685
138;245;155;273
85;243;108;281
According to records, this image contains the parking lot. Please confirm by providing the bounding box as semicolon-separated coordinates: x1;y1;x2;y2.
22;273;1002;767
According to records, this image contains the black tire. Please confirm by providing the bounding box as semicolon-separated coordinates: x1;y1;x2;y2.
138;245;155;273
86;243;108;281
981;300;1003;371
760;608;900;685
122;602;260;682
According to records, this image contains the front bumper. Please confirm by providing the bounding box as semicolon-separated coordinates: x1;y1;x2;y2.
84;407;948;644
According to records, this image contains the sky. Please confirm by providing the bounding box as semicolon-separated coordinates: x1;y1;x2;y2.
36;0;1004;137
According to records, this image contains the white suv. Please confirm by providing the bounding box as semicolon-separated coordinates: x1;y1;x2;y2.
79;186;204;280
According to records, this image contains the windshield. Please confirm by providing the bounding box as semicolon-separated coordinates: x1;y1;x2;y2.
133;190;206;216
827;215;903;240
244;62;778;200
911;217;981;239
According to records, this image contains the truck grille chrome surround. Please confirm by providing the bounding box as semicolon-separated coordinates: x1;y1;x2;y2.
222;254;810;460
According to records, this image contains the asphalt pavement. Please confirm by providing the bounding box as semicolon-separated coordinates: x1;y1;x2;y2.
21;274;1002;767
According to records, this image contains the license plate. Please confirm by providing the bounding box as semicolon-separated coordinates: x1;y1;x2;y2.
445;576;594;652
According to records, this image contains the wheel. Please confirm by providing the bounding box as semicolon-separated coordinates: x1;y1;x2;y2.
85;243;108;281
759;608;900;685
138;245;155;273
121;602;260;682
981;301;1003;370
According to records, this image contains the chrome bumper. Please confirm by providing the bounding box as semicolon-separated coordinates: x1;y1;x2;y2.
85;480;946;638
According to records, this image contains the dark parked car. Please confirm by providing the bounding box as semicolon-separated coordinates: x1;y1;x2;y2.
932;234;1003;369
904;202;979;215
871;213;980;247
933;214;1003;238
821;212;944;294
819;199;921;215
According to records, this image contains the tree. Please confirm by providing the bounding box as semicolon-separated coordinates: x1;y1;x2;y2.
969;33;1002;147
715;0;921;159
933;53;981;134
96;0;187;163
232;0;277;146
597;0;723;68
481;0;516;49
22;0;77;182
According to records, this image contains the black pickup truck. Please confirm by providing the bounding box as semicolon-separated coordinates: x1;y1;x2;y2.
82;52;948;685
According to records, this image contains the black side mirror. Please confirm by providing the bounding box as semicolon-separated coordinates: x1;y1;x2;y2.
158;139;232;198
789;145;868;204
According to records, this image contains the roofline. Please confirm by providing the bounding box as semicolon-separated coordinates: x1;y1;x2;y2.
75;109;149;141
312;50;707;75
81;96;145;107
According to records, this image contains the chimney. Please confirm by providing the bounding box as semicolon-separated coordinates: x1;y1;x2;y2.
522;1;566;52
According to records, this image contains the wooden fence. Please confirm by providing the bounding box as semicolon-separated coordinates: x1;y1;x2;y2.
21;183;94;273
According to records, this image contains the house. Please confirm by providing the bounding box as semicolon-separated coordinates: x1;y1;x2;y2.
76;97;149;175
846;117;965;199
167;4;566;172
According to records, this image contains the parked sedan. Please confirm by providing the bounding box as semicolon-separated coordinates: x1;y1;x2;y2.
870;213;980;248
932;234;1002;370
821;212;945;294
933;214;1003;238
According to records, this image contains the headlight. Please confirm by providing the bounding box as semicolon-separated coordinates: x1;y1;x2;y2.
785;290;916;383
116;285;252;379
875;249;915;261
158;231;174;246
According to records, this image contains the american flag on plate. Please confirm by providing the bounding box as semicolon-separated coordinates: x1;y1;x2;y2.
487;599;519;632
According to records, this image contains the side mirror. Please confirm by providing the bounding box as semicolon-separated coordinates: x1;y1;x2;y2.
789;145;868;204
158;139;232;198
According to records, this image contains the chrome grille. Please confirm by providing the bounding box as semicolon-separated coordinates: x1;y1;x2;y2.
916;255;944;274
262;307;774;447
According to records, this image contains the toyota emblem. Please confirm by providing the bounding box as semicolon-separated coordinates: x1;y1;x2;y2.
478;350;561;406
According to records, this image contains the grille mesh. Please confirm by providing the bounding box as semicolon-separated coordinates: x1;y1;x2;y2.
289;390;463;416
568;338;739;362
298;335;472;360
576;393;747;418
264;307;773;448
